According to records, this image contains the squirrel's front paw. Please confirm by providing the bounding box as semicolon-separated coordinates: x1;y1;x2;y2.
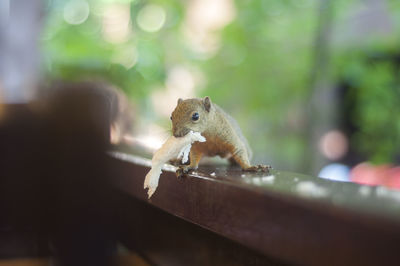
176;165;199;178
176;166;190;178
243;165;272;173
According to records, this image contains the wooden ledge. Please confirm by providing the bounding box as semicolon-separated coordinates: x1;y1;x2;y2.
110;151;400;266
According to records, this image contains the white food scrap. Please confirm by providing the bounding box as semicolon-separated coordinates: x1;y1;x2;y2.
261;175;275;184
143;131;206;198
296;181;329;198
358;186;372;197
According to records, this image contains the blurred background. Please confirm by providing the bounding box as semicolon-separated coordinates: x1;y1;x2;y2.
2;0;400;187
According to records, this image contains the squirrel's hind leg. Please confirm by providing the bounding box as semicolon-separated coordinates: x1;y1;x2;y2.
232;147;271;173
229;157;239;166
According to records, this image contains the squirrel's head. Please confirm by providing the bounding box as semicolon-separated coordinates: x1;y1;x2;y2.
171;97;212;137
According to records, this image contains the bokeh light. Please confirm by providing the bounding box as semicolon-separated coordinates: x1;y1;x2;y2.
102;3;132;43
350;162;381;186
111;46;138;69
319;163;350;182
63;0;90;25
183;0;236;56
123;123;167;151
136;4;166;33
151;66;197;117
350;163;400;189
319;130;348;160
166;66;195;94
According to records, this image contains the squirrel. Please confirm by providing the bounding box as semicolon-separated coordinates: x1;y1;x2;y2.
171;96;271;177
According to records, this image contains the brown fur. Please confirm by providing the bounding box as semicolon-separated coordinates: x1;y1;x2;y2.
171;97;270;176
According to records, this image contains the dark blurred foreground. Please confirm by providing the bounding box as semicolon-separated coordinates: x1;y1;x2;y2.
0;83;121;266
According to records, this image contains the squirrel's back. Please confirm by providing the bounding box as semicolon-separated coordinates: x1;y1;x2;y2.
207;103;253;160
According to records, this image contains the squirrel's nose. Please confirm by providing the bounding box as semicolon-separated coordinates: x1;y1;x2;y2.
173;131;183;138
172;127;179;137
173;128;189;138
172;128;180;138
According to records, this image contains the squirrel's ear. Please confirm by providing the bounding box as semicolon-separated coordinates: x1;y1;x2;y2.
203;96;211;112
177;98;183;105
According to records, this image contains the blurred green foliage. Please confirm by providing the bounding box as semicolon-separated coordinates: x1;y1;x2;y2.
332;0;400;164
336;48;400;163
41;0;400;172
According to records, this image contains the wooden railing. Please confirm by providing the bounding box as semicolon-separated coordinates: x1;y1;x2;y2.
110;149;400;266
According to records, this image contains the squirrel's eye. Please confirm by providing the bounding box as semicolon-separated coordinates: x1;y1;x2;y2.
192;112;199;121
170;116;172;120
